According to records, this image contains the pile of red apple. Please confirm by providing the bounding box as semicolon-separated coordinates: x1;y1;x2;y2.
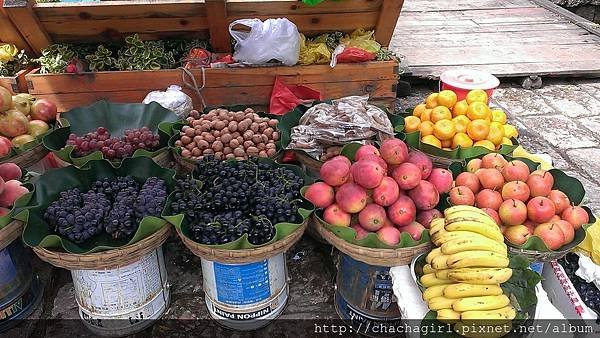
304;139;453;247
449;153;590;250
0;163;28;217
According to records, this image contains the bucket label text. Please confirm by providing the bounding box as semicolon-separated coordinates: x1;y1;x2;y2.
212;303;273;321
213;260;270;305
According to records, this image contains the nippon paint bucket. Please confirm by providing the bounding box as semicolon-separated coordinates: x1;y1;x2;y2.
0;240;43;332
335;253;402;337
439;69;500;101
71;246;170;337
201;252;288;330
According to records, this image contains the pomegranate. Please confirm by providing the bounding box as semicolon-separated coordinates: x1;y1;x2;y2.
0;86;11;112
30;99;58;122
0;109;29;137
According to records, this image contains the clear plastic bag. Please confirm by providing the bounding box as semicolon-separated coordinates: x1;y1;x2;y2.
142;85;193;119
230;18;300;66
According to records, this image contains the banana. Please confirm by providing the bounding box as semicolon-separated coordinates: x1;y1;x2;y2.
428;296;456;311
452;295;510;312
445;215;499;229
430;219;446;236
435;269;450;280
426;248;442;264
454;322;513;338
423;284;448;301
461;305;516;324
448;268;513;284
444;283;504;299
446;251;509;269
421;273;453;287
436;309;461;324
432;231;492;247
444;205;489;217
423;264;435;274
432;254;450;270
445;220;504;242
441;237;507;255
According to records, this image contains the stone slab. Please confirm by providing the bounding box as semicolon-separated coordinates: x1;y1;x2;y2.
492;87;557;117
520;114;598;149
535;84;600;118
566;148;600;185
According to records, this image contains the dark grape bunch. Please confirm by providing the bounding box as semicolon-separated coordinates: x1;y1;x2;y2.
171;156;304;246
558;253;600;315
66;127;161;160
44;176;167;244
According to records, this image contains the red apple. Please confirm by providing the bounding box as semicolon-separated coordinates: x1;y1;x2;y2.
323;203;351;227
554;220;575;245
547;190;570;215
504;225;531;245
379;139;409;165
335;183;368;213
501;181;530;202
351;159;386;189
466;158;482;173
498;199;528;226
399;221;426;241
561;206;590;230
481;208;501;226
330;155;352;167
372;176;400;207
475;189;503;210
502;160;530;182
427;168;453;194
416;209;443;229
408;180;440;210
407;151;433;179
392;162;422;190
304;182;335;208
527;170;554;197
351;224;370;240
387;195;417;227
481;153;508;170
358;203;387;231
449;186;475;206
524;220;537;235
476;168;505;191
534;222;565;250
455;172;481;194
0;136;11;158
527;196;556;224
354;144;380;161
320;159;350;186
377;226;401;246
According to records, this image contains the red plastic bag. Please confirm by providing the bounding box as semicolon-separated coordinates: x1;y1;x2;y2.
269;77;321;115
337;47;375;63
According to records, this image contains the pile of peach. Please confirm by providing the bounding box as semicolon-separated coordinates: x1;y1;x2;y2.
0;163;27;216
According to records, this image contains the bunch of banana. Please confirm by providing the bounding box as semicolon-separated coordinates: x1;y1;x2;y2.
420;205;515;338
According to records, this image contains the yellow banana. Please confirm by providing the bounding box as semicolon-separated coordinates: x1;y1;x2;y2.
447;251;509;269
430;219;446;236
448;268;513;285
452;295;510;312
421;273;453;287
437;309;461;324
446;215;499;229
432;231;491;247
428;296;456;311
435;269;450;280
454;322;513;338
423;284;447;301
423;264;435;274
426;248;442;264
461;305;516;324
432;254;450;270
445;220;504;242
444;283;504;299
441;237;507;255
444;205;489;217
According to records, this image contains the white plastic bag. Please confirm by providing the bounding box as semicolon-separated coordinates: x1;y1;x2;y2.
229;18;300;66
143;85;193;119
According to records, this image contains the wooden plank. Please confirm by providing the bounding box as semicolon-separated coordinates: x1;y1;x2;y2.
530;0;600;37
0;76;18;94
375;0;404;47
42;17;208;36
393;23;581;35
399;7;564;24
0;0;33;54
3;0;52;54
402;0;534;12
408;61;600;78
226;0;383;15
206;0;230;53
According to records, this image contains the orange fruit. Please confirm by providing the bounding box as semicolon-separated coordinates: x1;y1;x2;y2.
452;100;469;117
413;103;427;118
452;115;471;133
437;90;458;108
503;124;519;139
441;139;452;148
433;120;456;141
418;121;434;137
422;135;442;148
466;119;490;141
487;124;504;146
421;109;433;122
431;106;452;123
466;89;488;105
473;140;495;151
466;102;491;121
452;133;474;148
491;109;507;124
404;116;421;133
425;93;438;109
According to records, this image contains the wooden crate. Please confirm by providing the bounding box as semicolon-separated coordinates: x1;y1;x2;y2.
2;0;404;54
0;69;29;94
25;61;399;112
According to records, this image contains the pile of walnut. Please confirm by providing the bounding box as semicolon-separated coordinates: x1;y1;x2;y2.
175;108;279;161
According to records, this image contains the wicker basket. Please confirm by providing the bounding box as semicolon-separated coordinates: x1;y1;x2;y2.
172;150;197;174
32;223;172;270
53;149;173;169
294;151;323;173
0;143;49;168
0;220;24;251
314;216;431;267
507;245;571;263
175;219;308;264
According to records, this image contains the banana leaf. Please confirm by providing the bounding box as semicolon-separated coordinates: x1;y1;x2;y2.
19;157;176;254
163;157;315;250
43;101;180;167
0;121;56;162
168;105;282;161
448;153;596;252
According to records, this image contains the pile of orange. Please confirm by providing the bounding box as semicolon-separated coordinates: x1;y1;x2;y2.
403;89;519;151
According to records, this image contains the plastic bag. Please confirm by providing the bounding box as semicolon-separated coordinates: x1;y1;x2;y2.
341;28;381;53
230;18;300;66
270;77;321;115
142;85;193;119
298;34;331;65
333;46;376;65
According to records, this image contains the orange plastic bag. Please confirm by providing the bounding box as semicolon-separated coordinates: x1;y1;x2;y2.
269;77;321;115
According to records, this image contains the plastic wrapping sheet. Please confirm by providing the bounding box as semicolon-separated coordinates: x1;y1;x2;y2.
143;85;193;119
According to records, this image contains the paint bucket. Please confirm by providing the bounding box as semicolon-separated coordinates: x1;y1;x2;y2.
0;240;43;332
71;246;170;337
201;252;288;330
439;69;500;100
335;253;402;337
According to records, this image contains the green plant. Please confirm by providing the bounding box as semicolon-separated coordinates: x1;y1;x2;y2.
376;47;401;62
114;34;175;71
37;44;77;74
85;45;115;72
0;50;32;77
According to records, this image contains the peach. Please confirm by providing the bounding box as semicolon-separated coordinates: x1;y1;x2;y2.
499;199;528;226
0;163;21;181
354;145;380;161
501;181;530;202
407;151;433;179
481;153;508;171
455;172;481;194
554;220;575;245
534;222;565;250
358;203;387;231
466;158;482;173
416;209;443;229
330;155;352;167
547;190;570;215
351;224;370;240
527;196;556;224
476;168;505;191
377;226;401;246
360;154;388;172
387;195;417;227
0;136;11;158
475;189;503;210
323;203;351;227
481;208;501;226
0;207;9;217
502;160;530;182
561;206;589;230
380;139;408;165
335;183;368;213
351;160;385;189
504;225;531;245
399;221;426;241
304;182;335;208
449;186;475;206
392;163;421;190
320;159;351;187
527;170;554;197
0;180;28;208
408;180;440;210
427;168;453;194
372;177;400;207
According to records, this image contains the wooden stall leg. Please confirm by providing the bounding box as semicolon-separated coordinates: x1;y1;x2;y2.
0;0;33;54
375;0;405;47
3;0;52;55
206;0;232;53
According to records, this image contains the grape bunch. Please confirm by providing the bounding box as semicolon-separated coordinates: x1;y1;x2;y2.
559;253;600;315
44;176;168;243
171;156;304;245
66;127;161;160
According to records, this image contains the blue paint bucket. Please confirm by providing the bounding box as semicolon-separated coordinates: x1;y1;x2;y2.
335;253;402;337
0;240;43;332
